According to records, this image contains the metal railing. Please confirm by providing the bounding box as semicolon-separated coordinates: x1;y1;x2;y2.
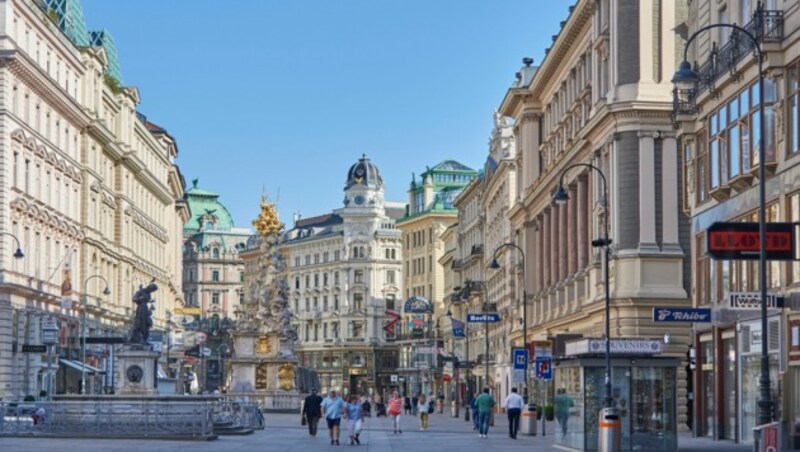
0;400;215;438
214;400;264;430
694;7;782;95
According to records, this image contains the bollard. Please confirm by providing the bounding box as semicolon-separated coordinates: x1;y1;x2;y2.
598;407;621;452
521;403;537;436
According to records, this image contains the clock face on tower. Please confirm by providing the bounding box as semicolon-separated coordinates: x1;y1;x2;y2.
354;195;365;205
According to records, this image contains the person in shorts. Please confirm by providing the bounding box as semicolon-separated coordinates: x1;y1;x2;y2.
322;389;345;445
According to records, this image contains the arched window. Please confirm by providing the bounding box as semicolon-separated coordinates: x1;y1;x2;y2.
205;221;214;230
212;248;220;259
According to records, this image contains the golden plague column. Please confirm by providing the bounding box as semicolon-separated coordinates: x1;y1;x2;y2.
229;197;302;411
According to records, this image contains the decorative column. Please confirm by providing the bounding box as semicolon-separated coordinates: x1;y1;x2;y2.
662;135;681;252
577;176;589;270
550;207;559;286
558;202;568;283
542;209;551;289
567;183;578;275
535;216;544;293
638;132;658;251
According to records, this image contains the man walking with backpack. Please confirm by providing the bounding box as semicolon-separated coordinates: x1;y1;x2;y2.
475;387;495;439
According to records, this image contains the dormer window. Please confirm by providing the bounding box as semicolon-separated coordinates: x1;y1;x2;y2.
205;221;214;230
212;248;220;259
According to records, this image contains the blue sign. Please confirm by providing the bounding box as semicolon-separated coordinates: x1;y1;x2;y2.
513;348;528;370
451;318;465;338
534;356;552;380
467;313;500;323
653;307;712;323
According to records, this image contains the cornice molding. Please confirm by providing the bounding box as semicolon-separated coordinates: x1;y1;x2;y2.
11;128;83;184
0;49;90;129
124;205;169;243
10;196;84;241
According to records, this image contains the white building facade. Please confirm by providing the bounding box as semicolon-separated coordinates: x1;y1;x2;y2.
279;156;404;398
0;0;188;400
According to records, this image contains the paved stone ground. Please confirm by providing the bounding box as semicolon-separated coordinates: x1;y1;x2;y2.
0;411;753;451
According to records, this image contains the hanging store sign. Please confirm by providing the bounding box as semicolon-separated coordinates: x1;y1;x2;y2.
728;292;782;310
706;222;794;260
21;344;47;353
653;307;712;323
404;295;433;313
467;313;500;323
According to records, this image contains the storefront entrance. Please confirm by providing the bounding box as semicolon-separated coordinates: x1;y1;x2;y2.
554;357;678;451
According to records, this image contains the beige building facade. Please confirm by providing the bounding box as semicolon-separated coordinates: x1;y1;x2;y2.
675;0;800;446
500;0;691;448
0;0;188;400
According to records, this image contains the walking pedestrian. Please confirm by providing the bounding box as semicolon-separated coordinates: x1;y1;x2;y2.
470;394;479;431
554;388;574;437
321;389;345;445
345;394;364;445
404;396;412;415
503;387;524;439
302;388;323;437
387;392;403;434
417;394;430;431
475;387;496;438
411;394;419;416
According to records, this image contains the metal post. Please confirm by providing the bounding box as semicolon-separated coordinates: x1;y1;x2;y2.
465;314;470;422
484;309;489;391
81;296;87;395
46;344;52;399
603;185;612;409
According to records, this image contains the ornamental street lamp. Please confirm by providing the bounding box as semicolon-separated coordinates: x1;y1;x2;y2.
672;22;773;426
552;163;612;409
81;275;111;395
489;243;528;404
0;231;25;259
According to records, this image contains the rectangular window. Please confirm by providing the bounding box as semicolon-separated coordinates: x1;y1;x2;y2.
791;192;800;284
212;270;220;282
323;273;328;286
354;270;364;283
387;270;395;285
239;292;245;304
211;292;220;304
240;271;244;283
334;271;340;285
353;293;363;310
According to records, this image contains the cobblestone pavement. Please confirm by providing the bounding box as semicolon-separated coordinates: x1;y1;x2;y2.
0;411;753;451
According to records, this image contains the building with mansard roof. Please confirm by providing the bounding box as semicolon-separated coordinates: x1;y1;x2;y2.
263;155;404;398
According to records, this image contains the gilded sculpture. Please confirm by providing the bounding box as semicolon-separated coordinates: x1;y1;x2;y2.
278;363;296;391
252;195;284;237
256;335;271;354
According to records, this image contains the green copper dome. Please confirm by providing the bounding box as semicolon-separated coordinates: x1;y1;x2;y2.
184;178;236;233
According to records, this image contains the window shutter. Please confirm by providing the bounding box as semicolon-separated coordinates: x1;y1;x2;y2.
768;319;780;353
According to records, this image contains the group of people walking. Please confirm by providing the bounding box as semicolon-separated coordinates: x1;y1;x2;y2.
302;386;537;444
302;389;438;445
302;388;364;446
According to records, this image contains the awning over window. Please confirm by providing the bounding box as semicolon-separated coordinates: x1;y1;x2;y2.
59;359;105;375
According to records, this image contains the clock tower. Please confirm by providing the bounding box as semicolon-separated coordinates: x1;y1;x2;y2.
343;154;384;213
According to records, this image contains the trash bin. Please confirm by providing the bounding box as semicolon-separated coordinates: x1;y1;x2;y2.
598;407;621;452
521;404;537;436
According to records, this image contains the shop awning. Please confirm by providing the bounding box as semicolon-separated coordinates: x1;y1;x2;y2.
59;359;106;375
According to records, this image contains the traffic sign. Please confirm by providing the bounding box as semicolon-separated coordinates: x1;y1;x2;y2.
512;348;528;385
707;222;795;260
195;332;208;344
467;313;500;323
200;347;212;357
534;356;552;380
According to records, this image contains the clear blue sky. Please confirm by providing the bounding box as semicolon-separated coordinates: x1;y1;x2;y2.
82;0;574;228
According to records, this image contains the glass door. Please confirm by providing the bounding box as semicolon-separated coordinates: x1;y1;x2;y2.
721;336;736;440
631;367;677;450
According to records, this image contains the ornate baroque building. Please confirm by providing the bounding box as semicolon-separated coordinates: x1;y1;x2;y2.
499;0;691;448
272;155;404;397
0;0;188;399
182;180;251;320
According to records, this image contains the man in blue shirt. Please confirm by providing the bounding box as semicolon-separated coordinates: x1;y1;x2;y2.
321;389;345;445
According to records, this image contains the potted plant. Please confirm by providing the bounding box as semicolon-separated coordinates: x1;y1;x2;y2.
544;405;555;421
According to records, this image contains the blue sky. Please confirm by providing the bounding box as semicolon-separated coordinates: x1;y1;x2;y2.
82;0;574;228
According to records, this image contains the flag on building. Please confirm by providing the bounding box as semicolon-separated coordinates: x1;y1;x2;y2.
450;317;465;338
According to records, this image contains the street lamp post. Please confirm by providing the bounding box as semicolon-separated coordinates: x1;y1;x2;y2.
672;23;773;425
490;243;528;404
81;275;110;395
552;163;612;408
218;343;230;392
452;286;471;422
0;231;25;259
